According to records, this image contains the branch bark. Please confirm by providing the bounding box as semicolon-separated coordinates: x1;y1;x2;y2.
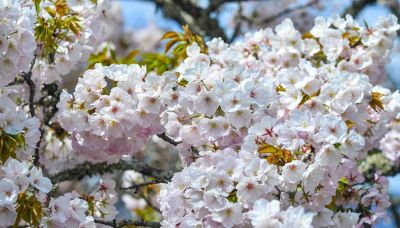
153;0;228;40
21;54;37;117
387;1;400;21
94;219;160;228
262;0;319;24
342;0;376;17
49;158;177;184
121;180;161;191
157;133;180;146
391;196;400;228
21;54;42;167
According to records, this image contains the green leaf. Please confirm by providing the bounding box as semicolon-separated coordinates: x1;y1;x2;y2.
45;7;56;18
298;93;311;107
68;20;81;35
161;31;179;40
14;193;43;227
177;78;188;87
34;0;41;14
164;39;177;53
369;92;385;112
227;190;238;203
334;143;341;149
0;130;26;162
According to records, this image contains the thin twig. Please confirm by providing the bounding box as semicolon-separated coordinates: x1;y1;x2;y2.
262;0;319;24
121;180;160;191
157;132;199;155
157;133;180;146
6;76;24;87
138;190;162;213
242;0;319;26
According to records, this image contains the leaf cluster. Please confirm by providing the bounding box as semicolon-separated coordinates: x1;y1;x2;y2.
34;0;82;61
87;25;207;75
257;143;293;166
14;192;43;228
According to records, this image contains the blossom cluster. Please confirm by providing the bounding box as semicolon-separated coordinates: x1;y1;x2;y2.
57;64;174;163
0;0;36;87
158;15;400;163
156;15;400;227
158;147;389;227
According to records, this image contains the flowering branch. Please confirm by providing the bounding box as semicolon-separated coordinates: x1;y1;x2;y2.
94;219;160;228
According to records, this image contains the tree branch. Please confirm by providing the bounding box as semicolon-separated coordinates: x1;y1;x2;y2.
94;219;160;228
157;132;200;156
21;54;42;167
6;76;24;87
342;0;376;17
229;3;243;43
238;0;319;27
391;198;400;228
138;189;162;213
387;1;400;21
261;0;319;25
21;54;37;117
121;180;161;191
49;158;177;184
157;133;180;146
37;83;61;127
153;0;228;40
